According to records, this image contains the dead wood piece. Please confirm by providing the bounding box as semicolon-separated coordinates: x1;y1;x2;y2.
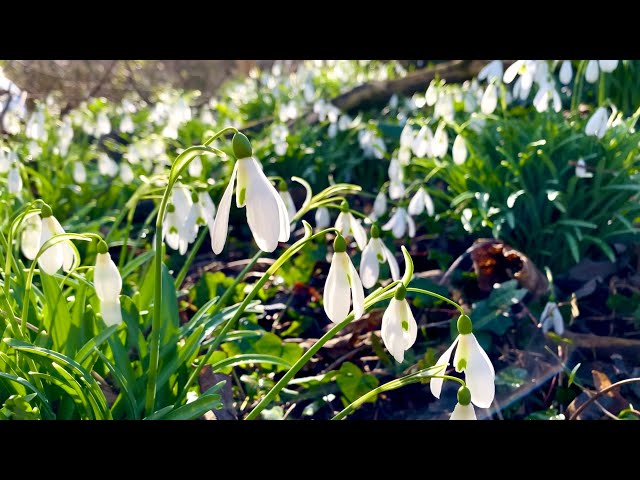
563;331;640;365
198;366;237;420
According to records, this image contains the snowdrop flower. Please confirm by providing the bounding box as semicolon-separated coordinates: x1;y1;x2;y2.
430;314;495;409
315;206;331;230
37;205;76;275
182;192;209;246
539;301;564;335
338;114;352;131
359;225;400;289
400;124;415;151
450;386;476;420
94;241;123;326
533;82;562;113
197;190;216;229
120;114;134;134
28;141;42;160
575;159;593;178
25;106;46;142
425;81;439;106
188;155;203;177
72;162;86;184
279;100;298;122
388;158;405;200
503;60;537;88
559;60;573;85
388;94;399;109
58;119;74;157
20;213;42;260
358;129;386;159
163;184;194;255
382;207;416;239
335;201;367;250
585;60;599;83
369;191;387;222
585;107;609;139
411;125;433;158
8;164;22;195
271;124;289;156
98;153;119;177
480;83;498;114
434;94;454;122
408;187;435;217
598;60;619;73
585;60;619;84
95;112;111;136
452;134;467;165
0;150;9;173
431;123;449;158
278;181;297;221
478;60;503;83
211;133;291;254
381;284;417;363
323;235;365;323
119;161;134;184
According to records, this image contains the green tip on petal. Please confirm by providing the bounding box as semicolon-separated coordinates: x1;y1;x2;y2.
394;284;407;301
340;200;349;212
97;240;109;254
167;204;176;213
41;204;53;218
457;314;473;335
334;235;347;253
457;386;472;406
371;224;380;238
278;179;288;192
232;132;252;159
191;191;199;202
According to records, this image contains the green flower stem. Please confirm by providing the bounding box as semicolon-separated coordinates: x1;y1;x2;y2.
598;73;606;106
332;371;465;420
174;226;209;289
145;141;227;416
571;60;587;114
203;127;239;147
176;226;340;406
325;204;369;221
245;280;402;420
406;287;465;316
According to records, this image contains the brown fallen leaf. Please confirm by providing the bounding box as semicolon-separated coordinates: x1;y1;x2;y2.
466;240;548;295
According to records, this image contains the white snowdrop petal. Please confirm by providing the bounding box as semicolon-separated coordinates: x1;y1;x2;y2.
450;403;477;420
21;214;42;261
463;333;496;408
244;158;283;252
408;189;425;216
100;298;123;326
429;336;459;399
37;217;64;275
211;161;238;254
94;252;122;301
349;214;368;250
360;240;380;289
315;207;331;229
407;213;416;238
452;135;467;165
348;259;365;320
585;60;599;83
381;242;401;281
324;252;351;323
559;60;573;85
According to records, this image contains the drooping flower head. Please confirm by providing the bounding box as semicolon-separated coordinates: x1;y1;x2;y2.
94;240;123;326
382;206;416;239
37;204;77;275
381;284;417;363
323;234;365;324
430;314;495;409
211;133;291;254
335;200;367;250
450;386;477;420
408;187;435;217
452;134;468;165
359;224;400;289
540;301;564;335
